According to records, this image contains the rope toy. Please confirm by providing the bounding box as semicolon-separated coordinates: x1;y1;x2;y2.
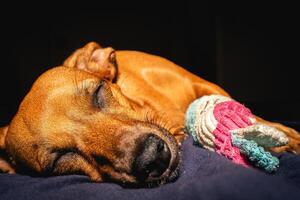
185;95;289;173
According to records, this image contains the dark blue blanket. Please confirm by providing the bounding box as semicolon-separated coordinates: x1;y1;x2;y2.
1;136;300;200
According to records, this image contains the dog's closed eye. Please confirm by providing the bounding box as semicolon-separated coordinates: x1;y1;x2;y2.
93;80;106;108
92;80;116;110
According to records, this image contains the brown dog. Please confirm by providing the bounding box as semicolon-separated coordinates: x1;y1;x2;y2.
0;42;299;186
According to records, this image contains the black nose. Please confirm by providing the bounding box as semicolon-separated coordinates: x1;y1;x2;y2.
133;134;171;181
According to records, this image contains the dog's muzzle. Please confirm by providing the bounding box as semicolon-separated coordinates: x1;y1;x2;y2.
132;134;172;182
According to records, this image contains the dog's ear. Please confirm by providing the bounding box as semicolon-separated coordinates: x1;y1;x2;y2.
63;42;101;69
63;42;117;81
0;126;16;174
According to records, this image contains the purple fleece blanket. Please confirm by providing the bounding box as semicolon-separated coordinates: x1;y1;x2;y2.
1;136;300;200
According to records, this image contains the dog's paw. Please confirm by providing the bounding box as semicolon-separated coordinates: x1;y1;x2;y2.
270;138;300;154
0;158;15;174
269;127;300;154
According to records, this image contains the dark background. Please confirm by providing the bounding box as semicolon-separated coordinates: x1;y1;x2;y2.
0;2;299;129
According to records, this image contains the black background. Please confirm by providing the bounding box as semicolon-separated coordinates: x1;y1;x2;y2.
0;2;299;128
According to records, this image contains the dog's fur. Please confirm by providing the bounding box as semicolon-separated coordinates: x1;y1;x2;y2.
1;42;300;185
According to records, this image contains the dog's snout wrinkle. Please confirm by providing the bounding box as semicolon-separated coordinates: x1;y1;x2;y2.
133;134;171;181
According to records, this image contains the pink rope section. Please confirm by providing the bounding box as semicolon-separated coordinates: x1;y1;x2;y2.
213;101;254;166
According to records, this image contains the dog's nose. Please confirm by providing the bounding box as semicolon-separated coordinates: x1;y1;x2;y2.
133;134;171;181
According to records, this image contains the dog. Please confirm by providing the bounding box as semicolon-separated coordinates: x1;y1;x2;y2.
1;42;300;186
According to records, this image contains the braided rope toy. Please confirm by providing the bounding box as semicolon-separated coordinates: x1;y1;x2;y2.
185;95;289;173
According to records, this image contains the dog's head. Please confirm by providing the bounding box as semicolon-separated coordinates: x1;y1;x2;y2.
0;42;180;186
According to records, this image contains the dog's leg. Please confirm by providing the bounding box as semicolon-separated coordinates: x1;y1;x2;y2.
256;117;300;154
0;126;15;174
192;81;231;98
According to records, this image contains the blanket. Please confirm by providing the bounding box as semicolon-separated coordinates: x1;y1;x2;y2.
1;135;300;200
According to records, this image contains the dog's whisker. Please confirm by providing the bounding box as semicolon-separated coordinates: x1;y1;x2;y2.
143;110;173;135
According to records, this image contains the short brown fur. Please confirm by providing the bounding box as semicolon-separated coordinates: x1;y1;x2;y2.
1;42;299;185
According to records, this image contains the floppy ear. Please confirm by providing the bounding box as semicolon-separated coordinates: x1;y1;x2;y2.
63;42;117;81
63;42;101;69
0;126;16;174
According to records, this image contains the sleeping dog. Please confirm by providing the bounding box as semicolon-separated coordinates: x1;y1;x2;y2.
1;42;299;186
